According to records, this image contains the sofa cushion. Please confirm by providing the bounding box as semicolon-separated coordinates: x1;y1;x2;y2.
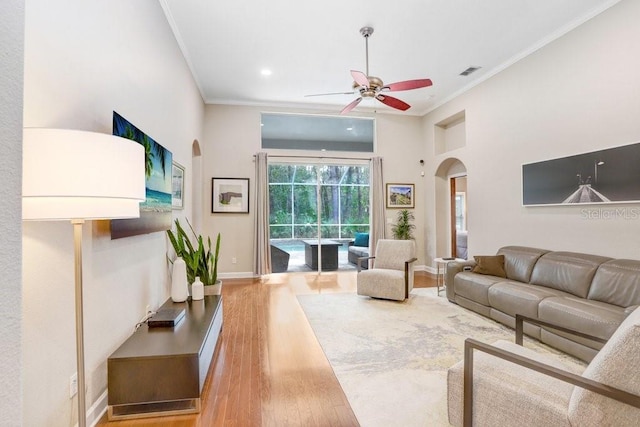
472;255;507;278
568;307;640;426
530;251;612;298
348;246;369;258
588;259;640;308
454;272;503;306
538;296;626;343
353;232;369;247
488;282;569;319
497;246;549;283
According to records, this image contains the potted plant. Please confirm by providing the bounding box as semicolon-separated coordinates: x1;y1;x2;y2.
391;209;415;240
167;218;221;295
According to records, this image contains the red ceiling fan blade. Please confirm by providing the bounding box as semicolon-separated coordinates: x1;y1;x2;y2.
350;70;369;88
384;79;433;92
340;97;363;114
376;94;411;111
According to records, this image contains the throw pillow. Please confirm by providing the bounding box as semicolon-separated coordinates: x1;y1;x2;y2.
354;232;369;247
472;255;507;278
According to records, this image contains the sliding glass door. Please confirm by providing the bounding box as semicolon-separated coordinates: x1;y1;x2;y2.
269;162;370;272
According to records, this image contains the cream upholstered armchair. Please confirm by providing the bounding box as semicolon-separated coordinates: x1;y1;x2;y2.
447;309;640;427
356;239;417;301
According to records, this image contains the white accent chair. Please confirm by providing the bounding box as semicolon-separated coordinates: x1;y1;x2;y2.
447;308;640;427
356;239;417;301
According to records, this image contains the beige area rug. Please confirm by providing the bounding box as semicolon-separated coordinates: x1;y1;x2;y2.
297;288;586;427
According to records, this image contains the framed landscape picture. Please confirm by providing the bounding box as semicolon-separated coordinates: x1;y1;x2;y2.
171;161;185;209
212;178;250;213
386;183;415;208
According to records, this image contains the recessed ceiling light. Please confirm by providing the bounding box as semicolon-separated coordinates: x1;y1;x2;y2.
261;69;272;76
346;127;353;131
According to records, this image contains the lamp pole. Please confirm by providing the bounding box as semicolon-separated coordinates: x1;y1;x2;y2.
594;161;604;185
72;220;87;427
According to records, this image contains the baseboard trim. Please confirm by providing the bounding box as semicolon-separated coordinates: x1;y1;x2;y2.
88;390;108;427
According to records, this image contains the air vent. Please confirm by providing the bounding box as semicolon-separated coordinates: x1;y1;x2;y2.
459;66;481;76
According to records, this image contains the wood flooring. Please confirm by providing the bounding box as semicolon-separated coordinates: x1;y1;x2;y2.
97;271;436;427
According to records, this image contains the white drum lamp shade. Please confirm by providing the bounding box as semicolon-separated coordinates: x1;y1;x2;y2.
22;127;145;427
22;128;145;221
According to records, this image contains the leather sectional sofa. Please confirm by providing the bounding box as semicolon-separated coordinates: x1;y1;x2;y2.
445;246;640;362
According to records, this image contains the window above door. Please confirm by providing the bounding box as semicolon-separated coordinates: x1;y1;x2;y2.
261;113;375;152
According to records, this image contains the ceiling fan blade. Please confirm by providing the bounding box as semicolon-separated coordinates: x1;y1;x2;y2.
384;79;433;92
305;91;355;97
340;98;363;114
376;94;411;111
350;70;369;88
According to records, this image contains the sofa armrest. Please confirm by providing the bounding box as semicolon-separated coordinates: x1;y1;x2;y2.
445;260;476;302
462;338;640;426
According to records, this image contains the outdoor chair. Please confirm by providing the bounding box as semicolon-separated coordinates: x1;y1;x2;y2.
447;309;640;426
356;239;417;301
270;245;290;273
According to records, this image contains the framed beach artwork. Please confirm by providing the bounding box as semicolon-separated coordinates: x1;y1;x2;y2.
172;161;185;209
111;112;173;239
386;183;415;208
212;178;250;213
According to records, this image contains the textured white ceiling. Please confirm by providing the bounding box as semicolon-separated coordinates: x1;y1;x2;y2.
160;0;620;116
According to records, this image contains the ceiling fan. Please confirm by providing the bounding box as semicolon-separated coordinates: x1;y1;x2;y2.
306;26;433;114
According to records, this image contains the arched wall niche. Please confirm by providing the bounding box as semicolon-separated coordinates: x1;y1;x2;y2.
434;157;468;260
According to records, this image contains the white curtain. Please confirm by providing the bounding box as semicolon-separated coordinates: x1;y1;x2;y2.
370;156;385;258
254;152;271;275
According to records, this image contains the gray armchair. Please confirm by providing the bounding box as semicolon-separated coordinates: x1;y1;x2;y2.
447;309;640;426
356;239;417;301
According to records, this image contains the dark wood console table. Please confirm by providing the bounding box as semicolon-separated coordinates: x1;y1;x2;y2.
107;295;223;420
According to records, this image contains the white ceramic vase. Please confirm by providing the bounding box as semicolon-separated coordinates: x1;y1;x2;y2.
171;257;189;302
191;276;204;300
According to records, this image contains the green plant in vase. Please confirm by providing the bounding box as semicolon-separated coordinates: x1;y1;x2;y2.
391;209;415;240
167;218;221;287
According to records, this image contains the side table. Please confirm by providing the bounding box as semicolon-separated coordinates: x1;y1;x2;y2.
434;257;465;296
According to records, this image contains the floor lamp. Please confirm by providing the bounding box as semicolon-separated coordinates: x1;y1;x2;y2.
22;128;145;427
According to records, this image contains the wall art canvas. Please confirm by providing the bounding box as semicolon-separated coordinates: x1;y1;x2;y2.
522;141;640;206
172;161;185;209
111;112;173;238
386;183;415;208
212;178;249;213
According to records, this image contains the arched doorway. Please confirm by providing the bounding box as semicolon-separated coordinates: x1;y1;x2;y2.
434;158;468;259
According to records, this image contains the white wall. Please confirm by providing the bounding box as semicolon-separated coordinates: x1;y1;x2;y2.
202;105;426;275
423;0;640;263
22;1;204;425
0;1;24;425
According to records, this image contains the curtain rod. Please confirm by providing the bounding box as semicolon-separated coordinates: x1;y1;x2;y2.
254;154;373;161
